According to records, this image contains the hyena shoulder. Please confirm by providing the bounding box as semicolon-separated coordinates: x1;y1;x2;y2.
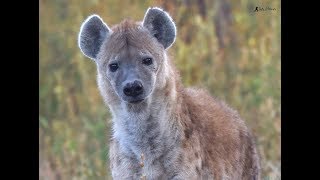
181;87;260;178
182;87;251;147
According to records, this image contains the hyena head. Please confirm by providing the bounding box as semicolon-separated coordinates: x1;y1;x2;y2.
78;7;176;109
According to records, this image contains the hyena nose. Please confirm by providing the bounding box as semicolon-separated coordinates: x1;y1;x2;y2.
123;80;143;97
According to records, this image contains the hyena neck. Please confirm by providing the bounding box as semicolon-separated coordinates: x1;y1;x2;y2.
112;62;182;161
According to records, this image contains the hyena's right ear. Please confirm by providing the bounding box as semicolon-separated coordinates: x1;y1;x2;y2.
78;15;111;60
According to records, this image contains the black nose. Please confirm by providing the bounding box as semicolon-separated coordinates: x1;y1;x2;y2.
123;80;143;97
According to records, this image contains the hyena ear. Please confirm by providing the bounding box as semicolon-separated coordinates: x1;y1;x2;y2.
78;15;111;60
142;7;176;49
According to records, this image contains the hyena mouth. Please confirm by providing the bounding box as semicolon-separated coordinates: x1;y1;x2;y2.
129;99;144;104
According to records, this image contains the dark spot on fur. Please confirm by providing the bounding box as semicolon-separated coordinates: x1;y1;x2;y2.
164;89;170;96
182;141;187;148
178;154;183;164
170;173;178;179
145;119;157;135
190;117;195;124
196;166;200;175
253;177;256;180
116;157;121;165
148;133;161;153
195;152;199;158
125;36;129;46
148;136;156;151
152;153;165;165
184;128;193;139
202;160;208;168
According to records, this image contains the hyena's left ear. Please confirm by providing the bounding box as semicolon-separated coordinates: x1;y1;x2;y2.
78;15;111;60
142;7;176;49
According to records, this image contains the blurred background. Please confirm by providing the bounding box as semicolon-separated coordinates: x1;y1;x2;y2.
39;0;280;179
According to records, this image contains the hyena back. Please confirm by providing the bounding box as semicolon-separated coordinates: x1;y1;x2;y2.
78;7;260;180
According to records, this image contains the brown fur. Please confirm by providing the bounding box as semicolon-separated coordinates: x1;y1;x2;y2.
159;54;260;179
80;15;261;179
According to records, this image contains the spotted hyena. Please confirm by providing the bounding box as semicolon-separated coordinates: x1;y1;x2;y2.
78;7;260;180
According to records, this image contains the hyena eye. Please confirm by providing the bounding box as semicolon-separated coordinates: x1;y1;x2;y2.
109;63;119;72
142;58;153;65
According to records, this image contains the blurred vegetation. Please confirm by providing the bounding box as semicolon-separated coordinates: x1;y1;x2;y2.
39;0;280;179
